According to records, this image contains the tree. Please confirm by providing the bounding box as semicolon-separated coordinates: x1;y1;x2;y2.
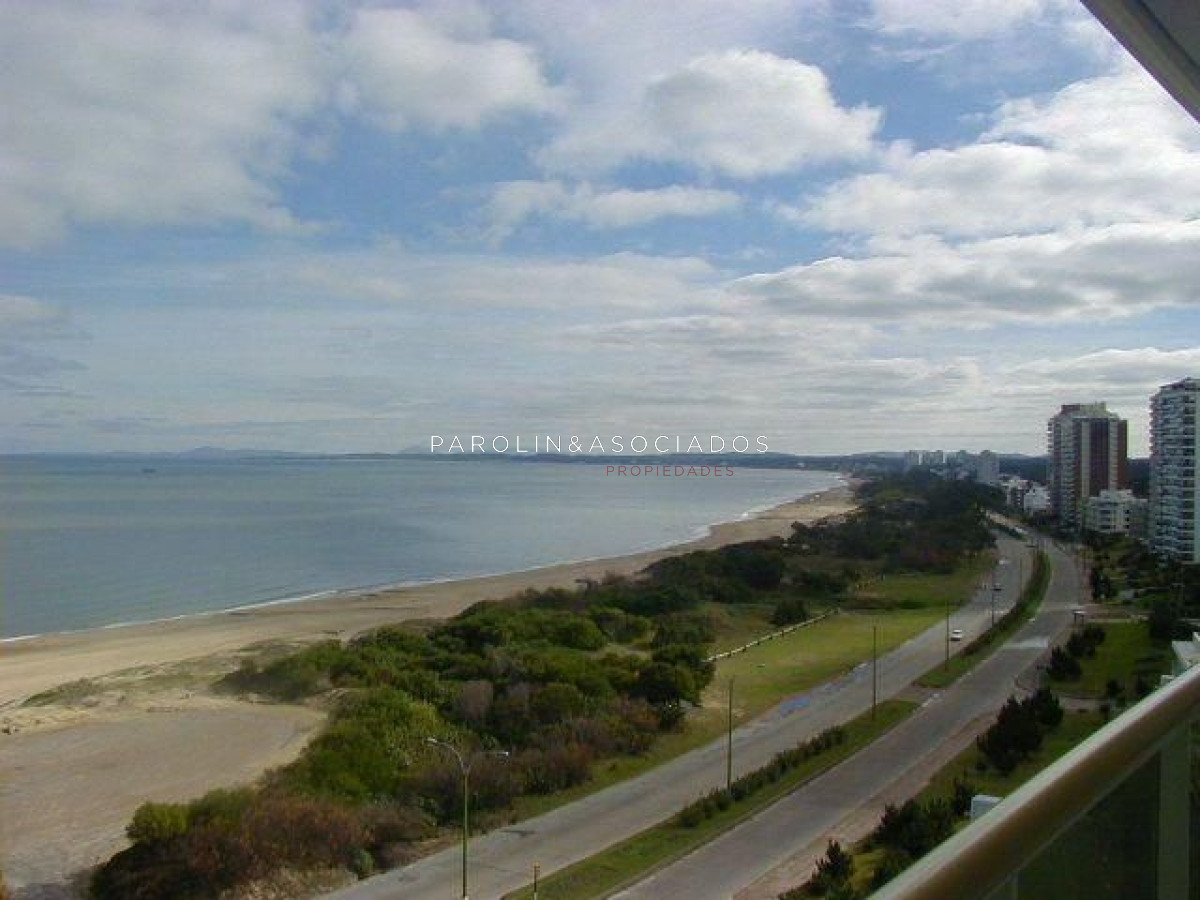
1047;646;1082;681
530;682;587;724
1148;596;1184;641
809;840;854;895
632;661;697;706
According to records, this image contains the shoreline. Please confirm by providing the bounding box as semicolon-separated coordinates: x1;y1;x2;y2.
0;483;855;709
1;477;839;647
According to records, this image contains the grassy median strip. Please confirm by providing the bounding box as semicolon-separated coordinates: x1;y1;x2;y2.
503;699;916;900
917;549;1050;689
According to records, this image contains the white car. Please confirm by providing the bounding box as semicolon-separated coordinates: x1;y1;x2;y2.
950;628;965;641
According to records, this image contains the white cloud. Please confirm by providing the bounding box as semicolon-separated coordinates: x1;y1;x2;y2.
0;1;327;247
338;5;560;131
865;0;1057;41
1012;347;1200;388
736;220;1200;325
482;181;741;241
540;49;880;177
798;64;1200;240
996;347;1200;451
270;246;723;314
0;1;561;248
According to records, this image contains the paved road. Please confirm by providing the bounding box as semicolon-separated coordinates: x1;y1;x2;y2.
328;536;1037;900
613;539;1077;900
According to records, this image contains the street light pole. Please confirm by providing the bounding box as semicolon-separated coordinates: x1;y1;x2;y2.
427;738;509;900
871;625;878;719
944;593;950;670
726;676;735;792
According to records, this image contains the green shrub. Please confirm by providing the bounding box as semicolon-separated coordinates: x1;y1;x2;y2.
771;596;809;626
127;803;190;845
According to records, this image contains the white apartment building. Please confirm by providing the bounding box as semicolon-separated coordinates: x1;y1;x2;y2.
1150;377;1200;564
1024;485;1051;515
1083;489;1148;537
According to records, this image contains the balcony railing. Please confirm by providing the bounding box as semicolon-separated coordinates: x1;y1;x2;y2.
869;661;1200;900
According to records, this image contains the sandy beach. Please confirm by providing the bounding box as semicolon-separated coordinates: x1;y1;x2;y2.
0;484;854;896
0;484;854;710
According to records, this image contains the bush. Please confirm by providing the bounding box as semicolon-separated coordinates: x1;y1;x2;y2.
515;742;594;795
1047;646;1082;681
603;698;660;754
360;802;435;848
530;682;588;724
1066;625;1105;660
771;597;809;626
588;606;650;643
719;541;786;591
632;661;698;706
651;611;716;648
127;803;190;845
222;640;349;700
93;795;368;900
279;688;444;802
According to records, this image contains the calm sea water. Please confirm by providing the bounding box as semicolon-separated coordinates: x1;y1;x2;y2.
0;456;840;639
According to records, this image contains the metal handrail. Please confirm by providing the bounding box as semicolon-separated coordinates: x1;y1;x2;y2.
870;661;1200;900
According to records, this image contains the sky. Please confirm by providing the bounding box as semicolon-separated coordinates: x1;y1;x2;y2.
3;0;1200;456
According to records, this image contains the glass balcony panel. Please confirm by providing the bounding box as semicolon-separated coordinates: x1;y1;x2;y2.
1015;754;1159;899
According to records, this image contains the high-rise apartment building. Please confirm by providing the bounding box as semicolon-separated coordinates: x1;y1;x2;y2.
1150;378;1199;563
974;450;1000;487
1047;403;1129;528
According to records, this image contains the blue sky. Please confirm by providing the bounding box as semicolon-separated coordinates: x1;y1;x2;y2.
4;0;1200;455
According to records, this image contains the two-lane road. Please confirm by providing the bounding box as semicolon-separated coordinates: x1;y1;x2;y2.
329;536;1038;900
614;538;1077;900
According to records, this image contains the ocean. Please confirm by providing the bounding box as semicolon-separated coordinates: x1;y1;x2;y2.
0;456;840;639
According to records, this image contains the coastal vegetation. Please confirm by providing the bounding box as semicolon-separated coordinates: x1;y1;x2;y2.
91;474;1002;899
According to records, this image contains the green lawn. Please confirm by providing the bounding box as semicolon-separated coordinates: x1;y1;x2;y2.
503;701;917;900
510;607;941;821
714;609;942;714
705;602;784;654
852;552;996;610
511;559;989;823
1052;620;1172;700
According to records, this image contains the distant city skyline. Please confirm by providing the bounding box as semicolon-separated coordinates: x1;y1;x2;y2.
3;2;1200;455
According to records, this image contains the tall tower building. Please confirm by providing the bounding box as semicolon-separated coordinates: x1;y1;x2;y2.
975;450;1000;487
1047;403;1129;528
1150;378;1199;564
